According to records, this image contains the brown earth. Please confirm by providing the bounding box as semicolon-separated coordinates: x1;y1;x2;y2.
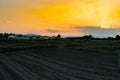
0;40;120;80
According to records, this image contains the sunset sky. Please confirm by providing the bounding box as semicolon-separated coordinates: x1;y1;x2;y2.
1;0;120;37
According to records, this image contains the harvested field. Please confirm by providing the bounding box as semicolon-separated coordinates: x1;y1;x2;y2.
0;40;120;80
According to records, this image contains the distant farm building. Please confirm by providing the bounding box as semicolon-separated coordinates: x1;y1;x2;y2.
8;35;16;39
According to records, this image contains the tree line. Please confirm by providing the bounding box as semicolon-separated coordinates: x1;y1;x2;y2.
0;33;120;40
0;33;61;40
0;33;15;38
66;34;120;40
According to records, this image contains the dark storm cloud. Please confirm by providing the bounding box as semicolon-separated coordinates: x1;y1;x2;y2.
47;29;62;33
75;26;120;37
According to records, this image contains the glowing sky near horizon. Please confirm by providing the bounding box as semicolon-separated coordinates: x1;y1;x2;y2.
1;0;120;37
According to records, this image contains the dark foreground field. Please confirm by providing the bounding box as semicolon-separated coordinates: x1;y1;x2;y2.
0;39;120;80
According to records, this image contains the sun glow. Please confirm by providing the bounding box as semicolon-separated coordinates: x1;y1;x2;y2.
32;0;120;28
98;0;120;28
34;1;100;26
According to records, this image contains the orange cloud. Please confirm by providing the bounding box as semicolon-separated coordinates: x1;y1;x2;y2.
1;0;120;35
5;20;13;25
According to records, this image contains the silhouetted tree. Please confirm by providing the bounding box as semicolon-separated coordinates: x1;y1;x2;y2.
55;34;61;40
0;33;4;38
17;34;23;37
107;37;114;40
9;33;14;35
3;33;9;39
83;34;93;40
115;35;120;40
